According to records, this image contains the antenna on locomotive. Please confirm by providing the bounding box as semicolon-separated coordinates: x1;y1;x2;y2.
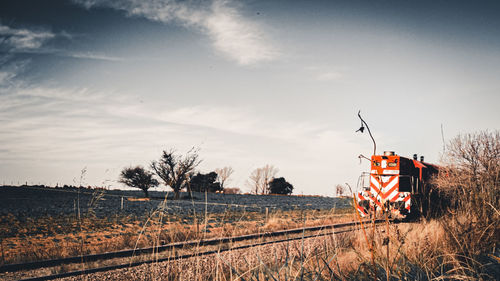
356;110;377;156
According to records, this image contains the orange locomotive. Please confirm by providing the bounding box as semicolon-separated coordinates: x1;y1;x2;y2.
356;151;438;219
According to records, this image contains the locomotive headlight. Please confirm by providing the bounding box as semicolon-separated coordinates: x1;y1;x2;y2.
388;162;397;167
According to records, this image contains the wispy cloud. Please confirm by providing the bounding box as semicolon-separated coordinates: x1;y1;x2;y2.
73;0;278;65
0;24;55;51
316;71;343;81
0;55;31;88
304;66;344;82
58;51;124;62
0;78;361;194
205;0;277;65
0;23;122;63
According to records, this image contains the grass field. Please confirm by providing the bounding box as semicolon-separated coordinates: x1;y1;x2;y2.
0;186;352;266
0;188;498;280
1;133;499;280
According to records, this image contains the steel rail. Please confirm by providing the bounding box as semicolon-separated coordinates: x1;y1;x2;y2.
1;219;385;274
20;225;367;281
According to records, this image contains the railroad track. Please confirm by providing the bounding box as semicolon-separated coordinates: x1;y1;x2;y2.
1;219;388;281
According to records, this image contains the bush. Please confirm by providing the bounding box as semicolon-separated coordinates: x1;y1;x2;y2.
118;166;159;198
269;177;293;195
189;172;222;193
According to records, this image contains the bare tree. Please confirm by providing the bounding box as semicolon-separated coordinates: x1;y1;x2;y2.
247;164;279;194
335;184;345;197
215;166;234;190
119;166;159;198
444;131;500;188
151;148;201;199
261;165;279;194
248;168;263;194
437;131;500;204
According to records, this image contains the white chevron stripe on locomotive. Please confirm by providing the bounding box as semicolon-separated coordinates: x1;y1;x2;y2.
385;176;400;201
370;175;400;202
370;175;381;193
369;175;384;205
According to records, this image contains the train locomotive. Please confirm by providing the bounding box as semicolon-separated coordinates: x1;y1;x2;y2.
356;151;438;219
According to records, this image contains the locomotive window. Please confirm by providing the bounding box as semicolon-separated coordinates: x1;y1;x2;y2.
388;162;397;167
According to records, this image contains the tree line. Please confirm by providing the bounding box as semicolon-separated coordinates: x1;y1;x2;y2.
119;148;293;198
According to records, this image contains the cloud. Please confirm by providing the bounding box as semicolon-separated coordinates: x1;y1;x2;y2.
0;24;55;51
316;71;343;81
0;23;121;63
158;106;259;136
0;80;361;194
73;0;278;65
0;81;329;165
129;104;324;142
0;55;31;88
60;51;124;62
205;0;277;65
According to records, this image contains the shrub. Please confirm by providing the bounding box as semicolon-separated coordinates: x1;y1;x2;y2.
433;130;500;278
189;172;222;193
118;166;159;198
269;177;293;195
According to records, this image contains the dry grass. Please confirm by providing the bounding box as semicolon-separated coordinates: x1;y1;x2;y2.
0;208;353;265
14;219;451;281
115;218;493;281
2;201;498;280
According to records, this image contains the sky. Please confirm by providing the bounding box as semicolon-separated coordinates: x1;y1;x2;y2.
1;0;499;196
